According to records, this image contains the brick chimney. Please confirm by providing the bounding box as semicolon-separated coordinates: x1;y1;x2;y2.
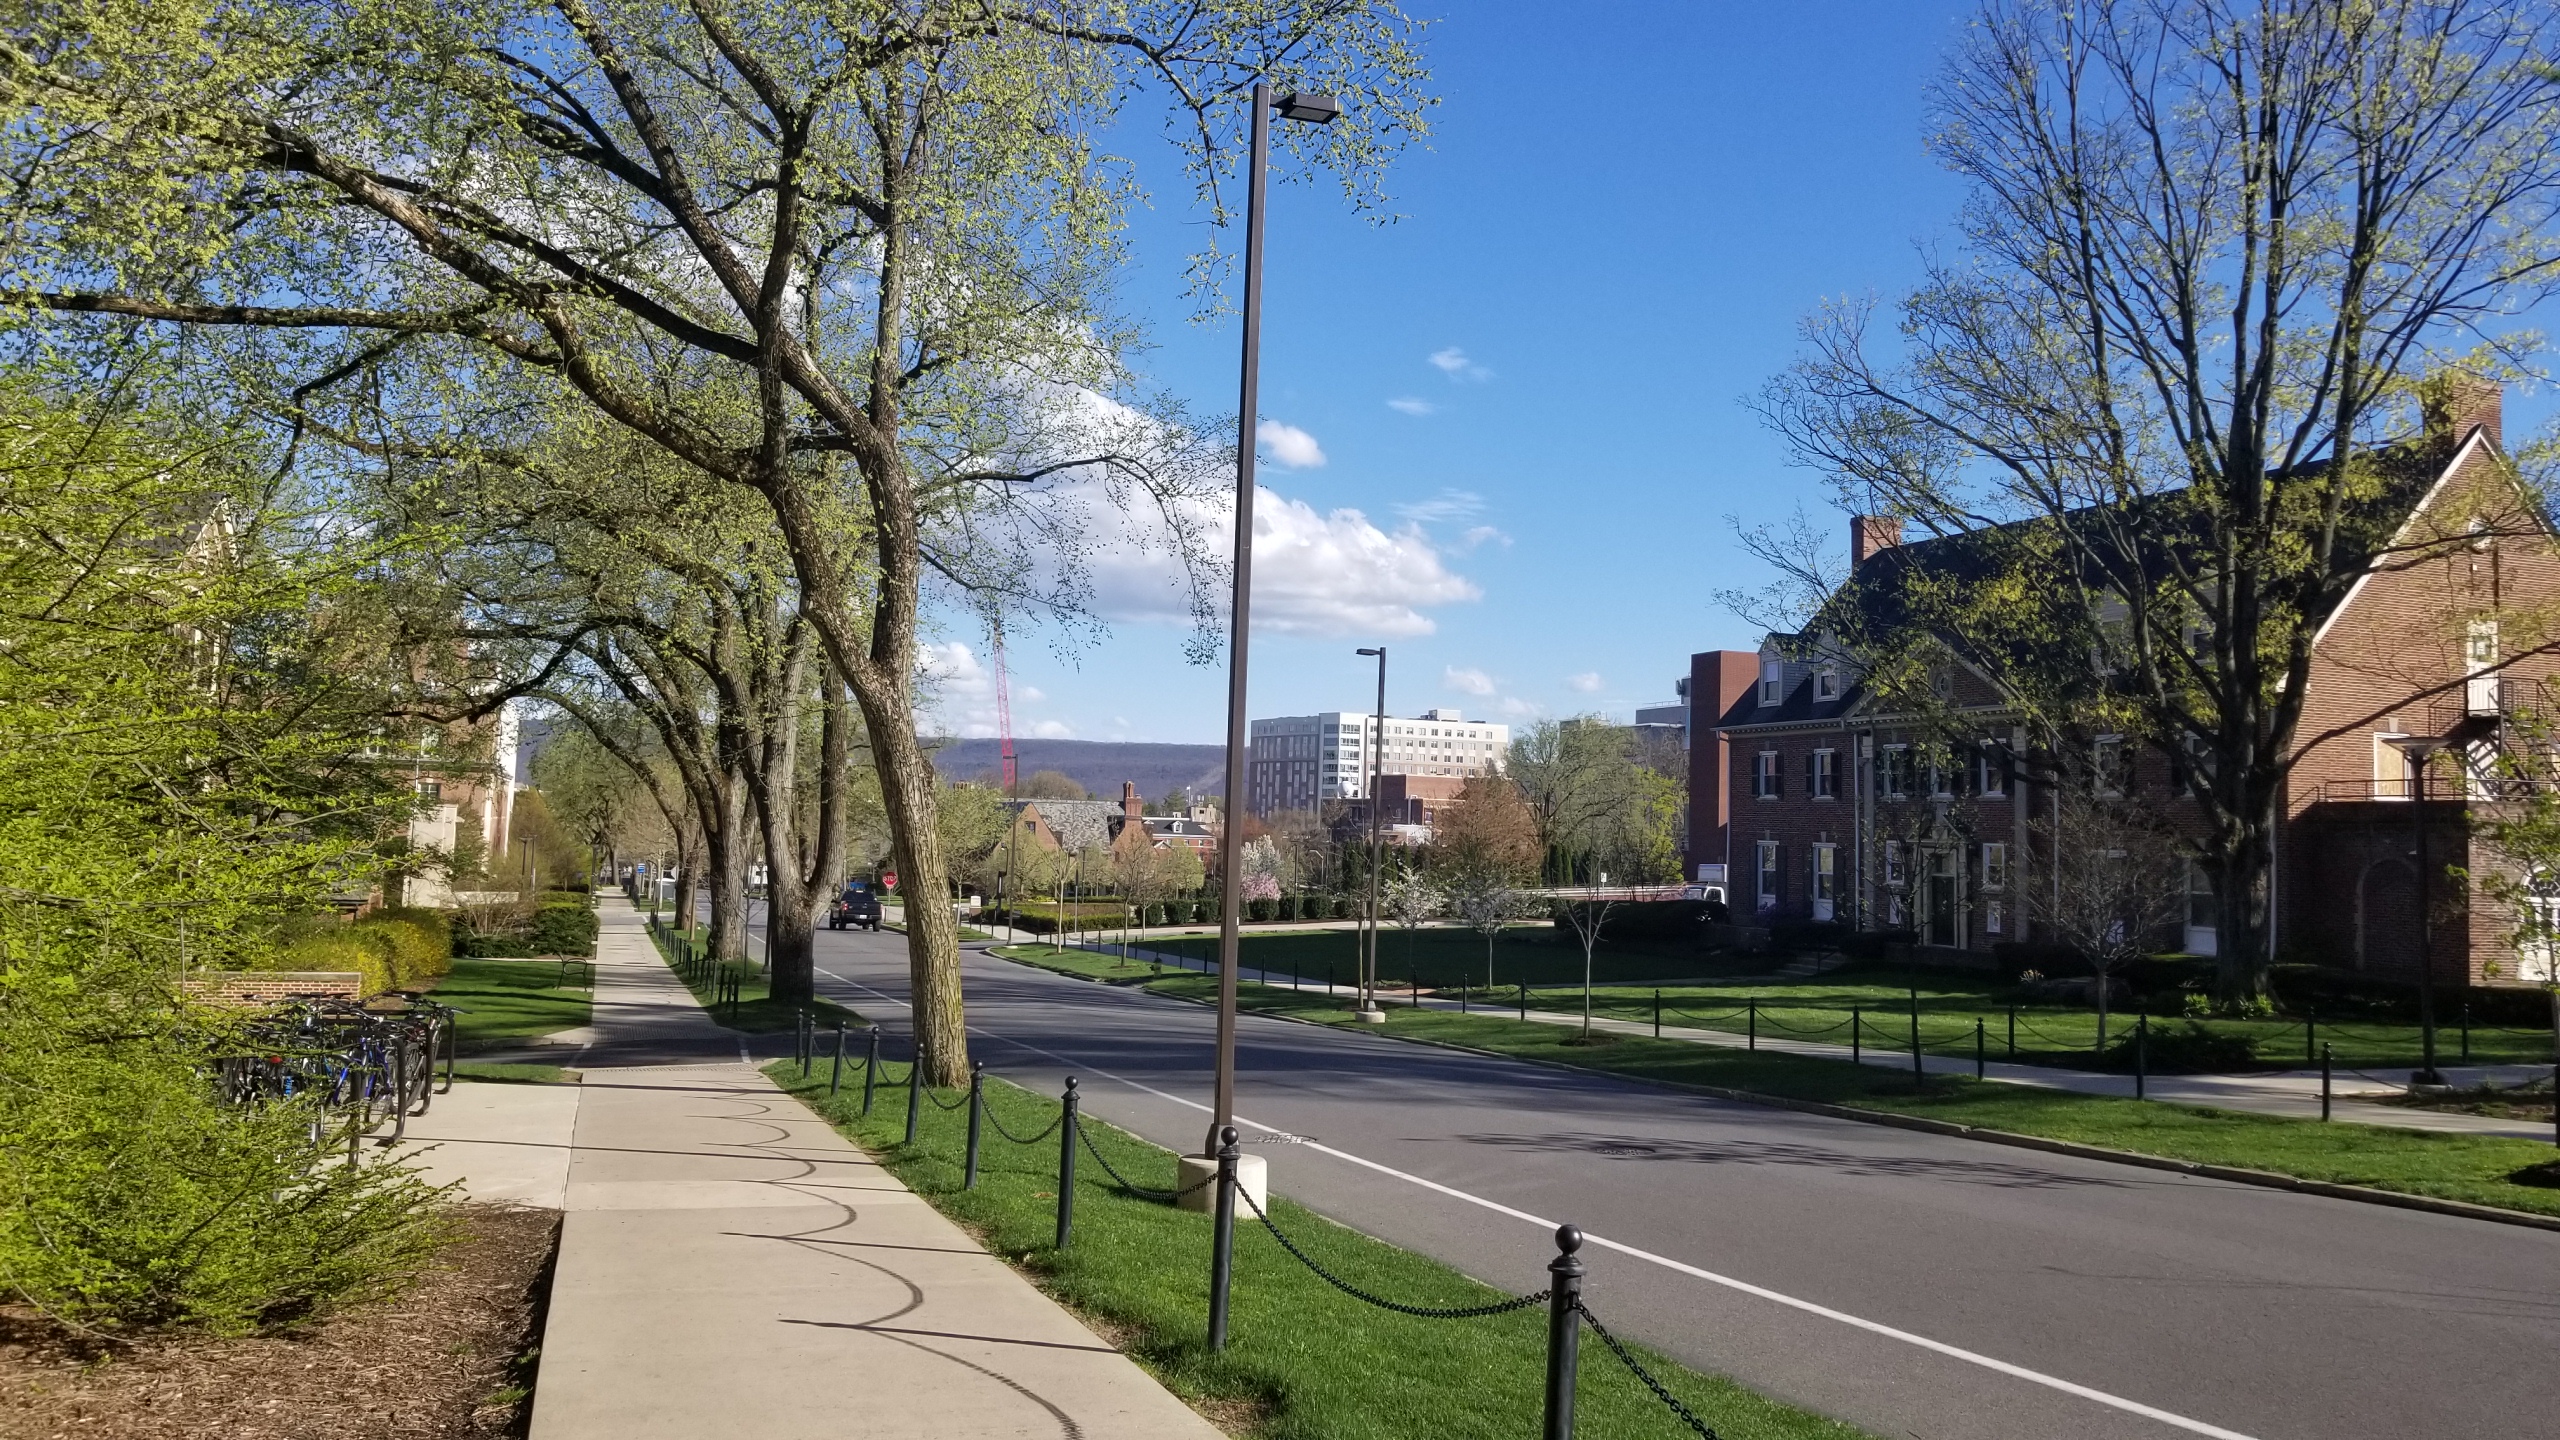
2421;374;2502;451
1121;780;1142;827
1851;514;1904;567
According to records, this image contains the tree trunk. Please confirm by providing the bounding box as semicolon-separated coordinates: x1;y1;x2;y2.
864;708;967;1085
2213;797;2281;1005
709;779;752;965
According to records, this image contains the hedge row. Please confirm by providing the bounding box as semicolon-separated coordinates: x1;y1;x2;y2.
988;893;1363;932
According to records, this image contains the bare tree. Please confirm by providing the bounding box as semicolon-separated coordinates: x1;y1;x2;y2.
1760;0;2560;1001
2025;790;2192;1046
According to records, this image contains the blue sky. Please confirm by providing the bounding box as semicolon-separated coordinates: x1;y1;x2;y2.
913;3;2548;748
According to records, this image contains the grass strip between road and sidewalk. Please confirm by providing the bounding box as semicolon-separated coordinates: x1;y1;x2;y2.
644;924;861;1033
764;1057;1876;1440
990;947;2560;1221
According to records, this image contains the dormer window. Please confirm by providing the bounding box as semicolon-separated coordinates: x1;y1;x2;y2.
1759;659;1784;706
1814;667;1839;701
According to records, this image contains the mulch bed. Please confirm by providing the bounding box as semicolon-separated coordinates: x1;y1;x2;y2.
0;1204;558;1440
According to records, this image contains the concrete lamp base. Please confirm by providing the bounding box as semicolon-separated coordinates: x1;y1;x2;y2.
1355;1006;1388;1025
1176;1152;1267;1214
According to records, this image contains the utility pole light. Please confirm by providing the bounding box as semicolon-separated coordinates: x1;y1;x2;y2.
1205;81;1341;1166
1356;646;1389;1023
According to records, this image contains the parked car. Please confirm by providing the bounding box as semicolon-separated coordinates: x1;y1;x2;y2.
828;880;882;931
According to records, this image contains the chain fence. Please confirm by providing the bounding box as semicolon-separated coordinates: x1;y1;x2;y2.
1074;1115;1215;1201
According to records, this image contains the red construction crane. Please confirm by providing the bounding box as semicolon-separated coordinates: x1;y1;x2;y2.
991;614;1017;794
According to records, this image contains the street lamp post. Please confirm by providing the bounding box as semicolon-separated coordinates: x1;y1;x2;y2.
2393;737;2452;1086
1207;81;1341;1162
1356;646;1389;1022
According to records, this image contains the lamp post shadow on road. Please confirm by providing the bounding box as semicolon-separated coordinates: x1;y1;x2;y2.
1200;80;1341;1200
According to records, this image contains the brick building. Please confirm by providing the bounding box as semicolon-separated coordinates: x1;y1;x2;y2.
1690;383;2560;985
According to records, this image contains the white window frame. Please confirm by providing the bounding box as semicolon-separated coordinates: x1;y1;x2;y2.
1881;745;1911;799
2094;735;2126;798
1756;840;1782;913
1883;839;1907;888
1811;748;1838;800
1754;750;1781;800
1975;743;2007;797
1981;842;2008;892
1759;659;1784;706
1814;667;1839;701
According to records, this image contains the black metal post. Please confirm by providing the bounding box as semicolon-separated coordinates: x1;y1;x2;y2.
862;1025;881;1116
1520;980;1528;1022
2414;746;2444;1085
1852;1005;1862;1065
830;1019;847;1095
1208;1126;1240;1351
2321;1042;2333;1121
2007;1006;2016;1059
2135;1014;2149;1101
2461;1001;2472;1064
1748;998;1757;1050
799;1009;812;1077
1910;990;1924;1086
1654;989;1661;1039
1056;1077;1080;1249
1976;1018;1986;1080
905;1041;923;1145
1543;1224;1585;1440
965;1061;985;1189
2307;1014;2316;1065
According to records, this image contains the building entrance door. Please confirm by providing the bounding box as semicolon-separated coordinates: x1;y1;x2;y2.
1925;848;1959;947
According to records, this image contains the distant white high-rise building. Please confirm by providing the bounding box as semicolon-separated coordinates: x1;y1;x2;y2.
1246;707;1509;815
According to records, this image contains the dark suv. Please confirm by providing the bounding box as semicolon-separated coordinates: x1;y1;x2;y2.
828;880;882;931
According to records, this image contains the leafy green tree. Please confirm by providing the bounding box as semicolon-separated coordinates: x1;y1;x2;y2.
0;0;1434;1084
0;383;446;1329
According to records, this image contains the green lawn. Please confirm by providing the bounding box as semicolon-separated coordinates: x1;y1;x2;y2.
645;924;862;1033
1565;977;2557;1073
1104;972;2560;1221
765;1060;1876;1440
989;943;1187;983
430;956;593;1052
1144;924;1741;990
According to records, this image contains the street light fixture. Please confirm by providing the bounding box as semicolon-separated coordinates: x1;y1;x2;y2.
1355;646;1389;1023
1207;83;1342;1161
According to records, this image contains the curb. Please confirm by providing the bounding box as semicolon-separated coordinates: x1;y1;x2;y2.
981;952;2560;1237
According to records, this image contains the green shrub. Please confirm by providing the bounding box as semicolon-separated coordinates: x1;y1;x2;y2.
528;902;598;955
2101;1020;2260;1073
0;1034;450;1331
1246;898;1277;922
1333;895;1357;919
272;928;394;996
351;908;452;988
1145;903;1168;926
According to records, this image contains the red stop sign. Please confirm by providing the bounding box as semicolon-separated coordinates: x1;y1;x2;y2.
881;870;898;891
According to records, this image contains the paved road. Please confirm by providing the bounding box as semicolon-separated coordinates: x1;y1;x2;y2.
775;925;2560;1440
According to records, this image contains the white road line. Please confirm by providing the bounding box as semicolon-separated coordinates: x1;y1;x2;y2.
814;962;2260;1440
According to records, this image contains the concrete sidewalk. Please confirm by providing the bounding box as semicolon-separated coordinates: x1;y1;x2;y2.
528;898;1220;1440
1033;939;2555;1142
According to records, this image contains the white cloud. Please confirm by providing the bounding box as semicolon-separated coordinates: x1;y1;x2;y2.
1429;346;1492;382
915;640;1071;739
1079;482;1481;638
1256;419;1327;469
1458;525;1511;552
1444;666;1497;696
1019;685;1046;703
1567;672;1604;693
1386;396;1436;416
1499;695;1544;717
1396;488;1486;524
